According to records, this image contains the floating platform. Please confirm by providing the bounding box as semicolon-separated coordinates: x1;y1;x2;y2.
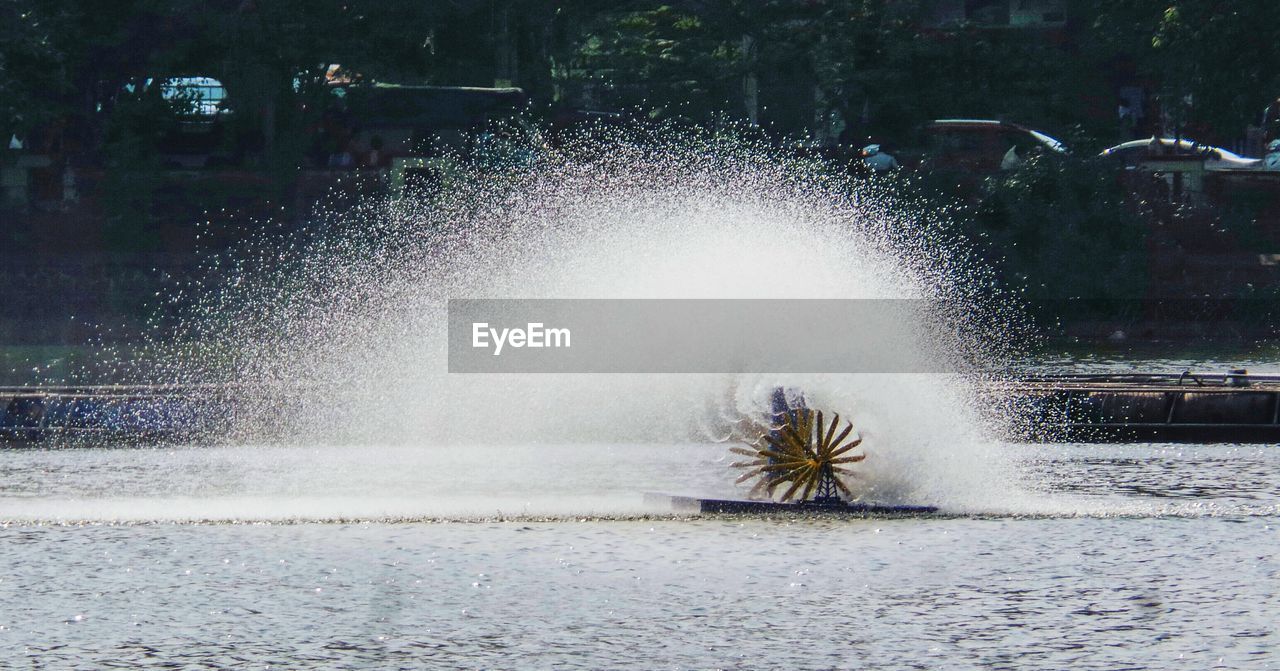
648;493;940;517
1007;372;1280;443
0;385;227;444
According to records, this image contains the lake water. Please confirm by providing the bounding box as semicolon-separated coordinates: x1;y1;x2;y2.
1;441;1277;669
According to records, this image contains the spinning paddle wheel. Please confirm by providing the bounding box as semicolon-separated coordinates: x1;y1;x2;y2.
730;408;865;504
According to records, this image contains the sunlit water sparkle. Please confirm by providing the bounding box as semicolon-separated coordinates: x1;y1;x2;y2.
5;129;1276;667
1;442;1277;669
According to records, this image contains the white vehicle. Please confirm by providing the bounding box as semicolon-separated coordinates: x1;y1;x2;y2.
1100;138;1263;171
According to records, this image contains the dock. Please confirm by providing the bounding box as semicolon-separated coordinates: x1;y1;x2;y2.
1006;372;1280;443
4;372;1280;445
0;385;229;444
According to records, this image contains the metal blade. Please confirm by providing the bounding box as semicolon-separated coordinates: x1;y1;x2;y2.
822;413;840;453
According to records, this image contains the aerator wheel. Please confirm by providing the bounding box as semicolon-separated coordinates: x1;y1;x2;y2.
729;409;865;503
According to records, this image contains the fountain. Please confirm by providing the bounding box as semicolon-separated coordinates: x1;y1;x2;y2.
4;124;1037;518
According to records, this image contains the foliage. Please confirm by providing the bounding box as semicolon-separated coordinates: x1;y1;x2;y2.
1082;1;1280;145
558;3;745;115
0;1;65;134
6;1;1278;150
1149;3;1280;141
967;153;1149;319
1;0;1272;287
98;82;173;252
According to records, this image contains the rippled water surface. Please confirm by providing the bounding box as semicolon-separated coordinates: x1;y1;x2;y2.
1;441;1278;669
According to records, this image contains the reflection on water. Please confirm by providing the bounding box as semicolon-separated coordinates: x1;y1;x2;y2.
1022;444;1280;511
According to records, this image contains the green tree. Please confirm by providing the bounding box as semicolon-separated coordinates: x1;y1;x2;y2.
0;1;66;136
555;3;746;116
1150;3;1280;142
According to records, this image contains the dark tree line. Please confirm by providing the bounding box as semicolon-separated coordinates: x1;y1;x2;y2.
4;1;1280;155
4;1;1280;329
